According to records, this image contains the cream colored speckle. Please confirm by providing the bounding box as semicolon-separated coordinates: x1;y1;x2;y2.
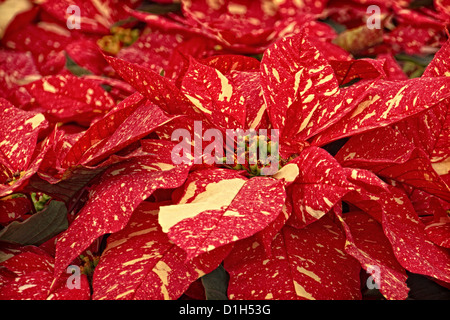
273;163;299;183
159;178;246;232
42;80;57;93
24;113;45;130
293;280;315;300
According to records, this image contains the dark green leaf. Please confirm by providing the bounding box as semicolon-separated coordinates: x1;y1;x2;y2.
26;165;107;206
135;3;181;15
408;0;433;9
111;17;139;28
201;264;229;300
0;200;68;246
322;18;347;34
407;273;450;300
65;53;92;77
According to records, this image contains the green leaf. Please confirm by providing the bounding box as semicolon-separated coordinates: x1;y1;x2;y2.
26;165;107;205
408;0;433;9
201;264;229;300
0;200;68;246
395;54;433;68
65;53;92;77
110;17;138;29
135;3;181;15
323;18;347;34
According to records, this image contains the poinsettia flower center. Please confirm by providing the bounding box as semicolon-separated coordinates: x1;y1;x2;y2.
222;134;281;176
4;170;25;186
30;192;51;212
97;26;140;55
79;254;100;283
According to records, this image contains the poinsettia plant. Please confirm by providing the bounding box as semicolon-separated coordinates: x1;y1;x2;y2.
0;0;449;301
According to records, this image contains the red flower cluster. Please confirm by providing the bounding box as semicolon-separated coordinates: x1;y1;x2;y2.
0;0;449;300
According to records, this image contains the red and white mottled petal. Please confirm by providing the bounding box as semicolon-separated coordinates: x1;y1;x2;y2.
423;39;450;78
24;74;115;124
378;53;408;81
125;5;203;37
62;92;145;168
312;76;450;145
201;55;260;75
0;270;54;300
0;50;40;100
3;22;72;75
181;58;247;129
0;99;48;173
105;55;196;116
261;32;343;140
53;141;191;285
337;211;409;300
0;246;90;300
329;58;386;86
380;187;450;284
117;28;186;75
160;173;286;261
255;198;292;256
47;273;91;300
224;217;362;300
2;125;56;197
278;146;354;228
38;0;142;34
336;126;450;201
170;168;248;205
392;40;450;171
341;167;392;223
92;202;230;300
0;197;32;224
1;251;54;276
385;25;441;55
393;102;449;165
229;71;269;130
408;187;450;220
65;38;109;75
80;102;178;166
424;217;450;248
343;168;450;281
